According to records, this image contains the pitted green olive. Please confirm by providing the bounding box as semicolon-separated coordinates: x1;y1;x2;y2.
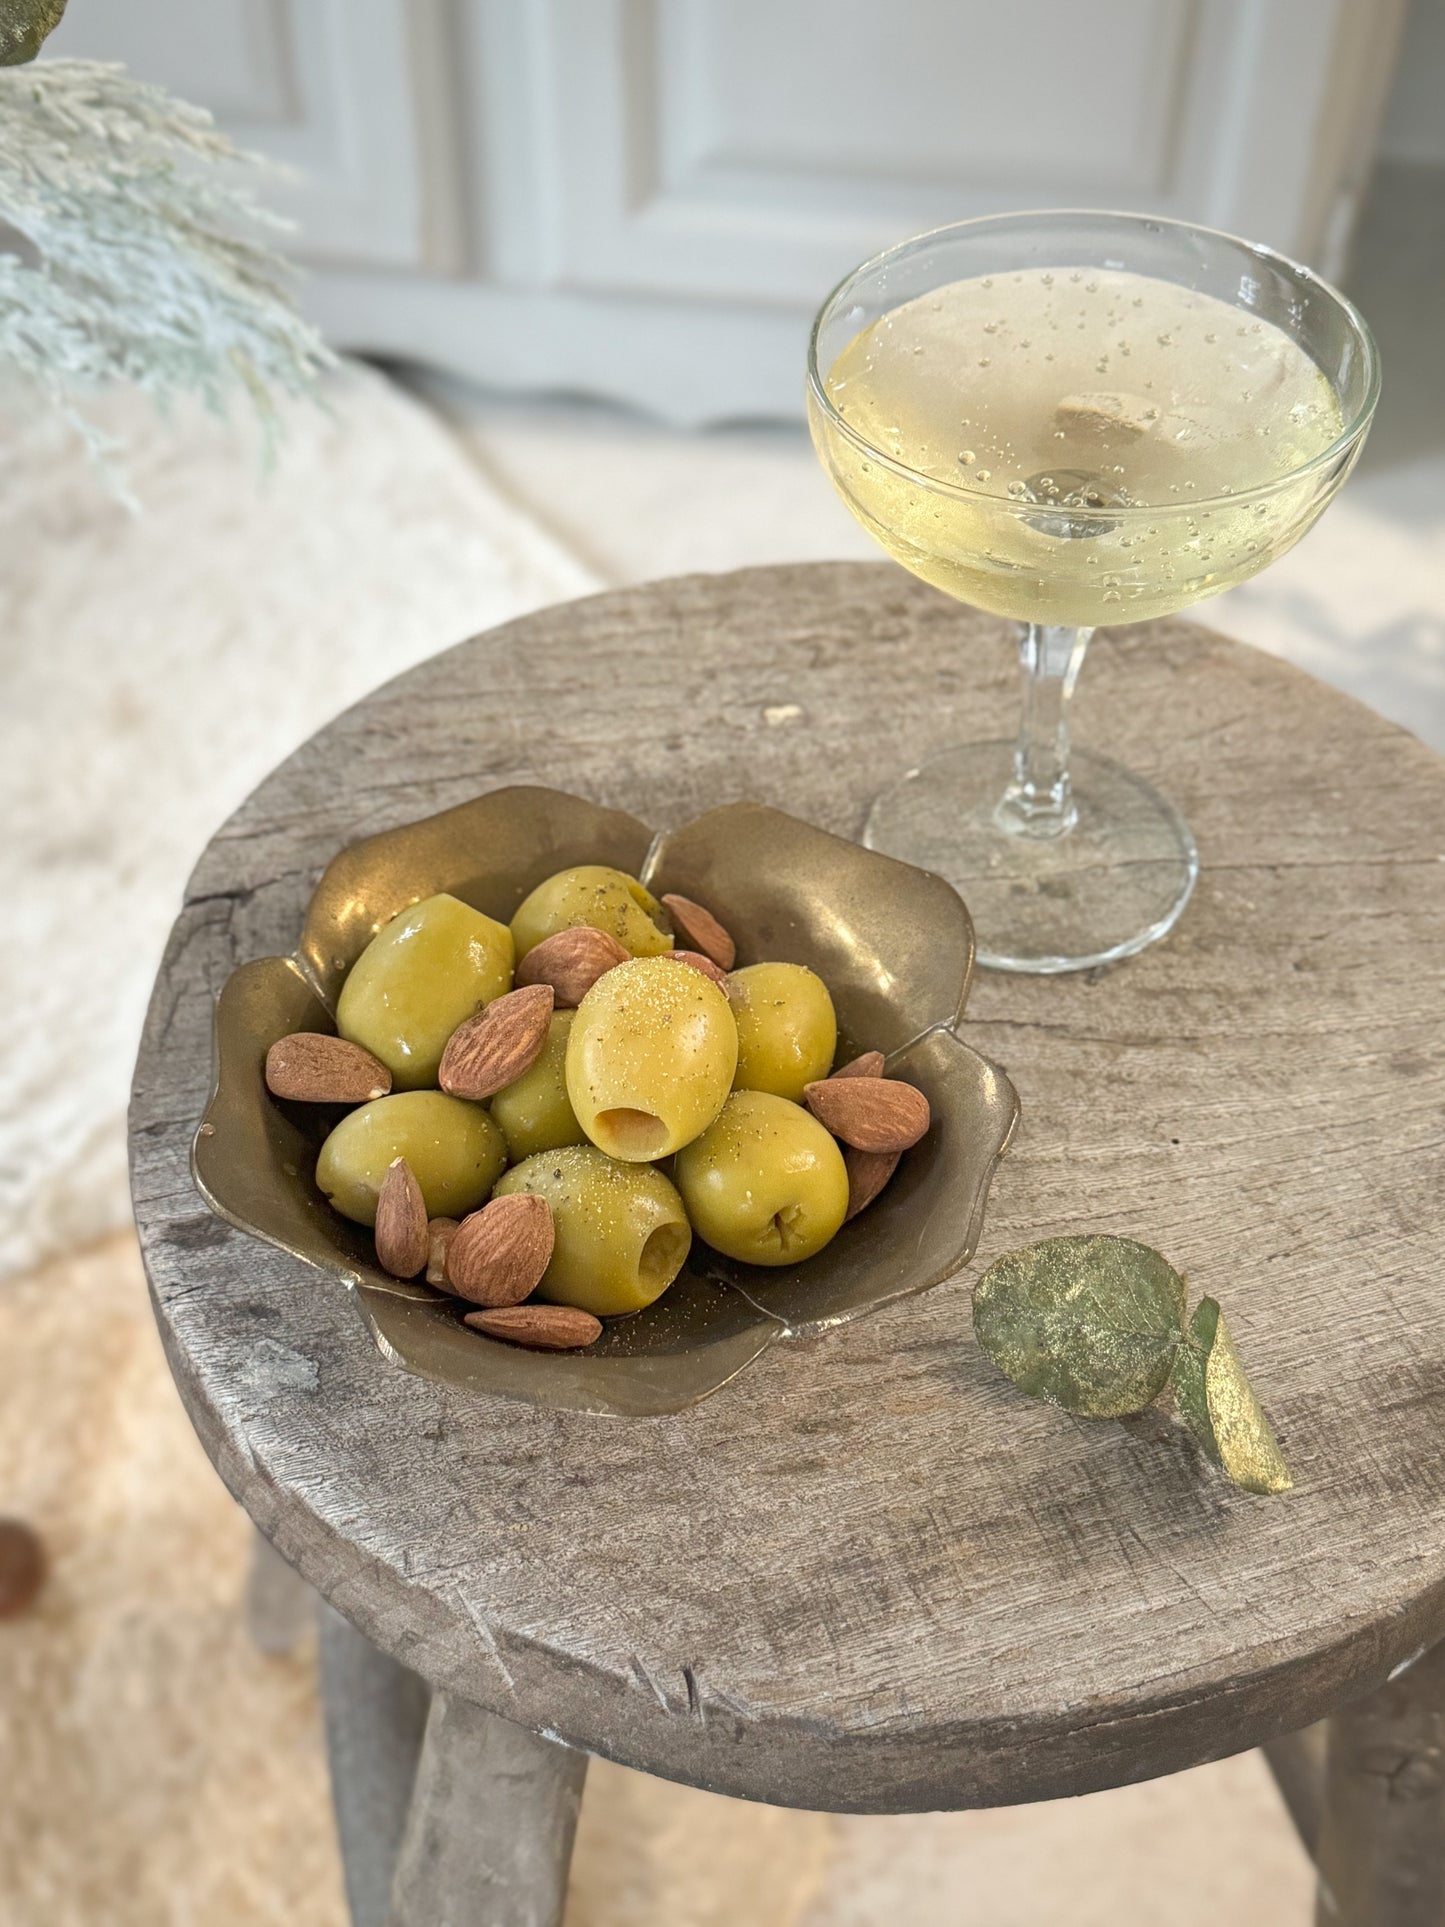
510;865;671;961
728;962;837;1102
337;893;514;1090
316;1090;506;1226
566;955;737;1161
495;1147;691;1317
674;1090;848;1266
489;1010;587;1162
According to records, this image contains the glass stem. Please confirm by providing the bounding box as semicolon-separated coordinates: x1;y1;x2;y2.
995;622;1093;839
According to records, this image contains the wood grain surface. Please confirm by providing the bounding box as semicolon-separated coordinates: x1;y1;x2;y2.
129;563;1445;1812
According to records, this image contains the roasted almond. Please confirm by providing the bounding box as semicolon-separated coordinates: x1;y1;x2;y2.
444;1193;555;1308
844;1146;902;1221
425;1217;459;1286
265;1032;391;1104
0;1518;47;1620
464;1304;602;1351
438;983;554;1100
374;1157;428;1278
803;1075;930;1153
831;1050;885;1082
516;926;629;1007
660;893;736;971
664;949;729;988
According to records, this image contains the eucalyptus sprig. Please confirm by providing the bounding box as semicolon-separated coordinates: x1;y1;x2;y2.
0;0;66;66
973;1236;1292;1495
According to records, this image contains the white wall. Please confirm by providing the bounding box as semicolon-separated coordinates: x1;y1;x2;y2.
1379;0;1445;164
34;0;1424;421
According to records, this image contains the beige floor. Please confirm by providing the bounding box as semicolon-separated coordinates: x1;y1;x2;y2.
0;1233;1315;1924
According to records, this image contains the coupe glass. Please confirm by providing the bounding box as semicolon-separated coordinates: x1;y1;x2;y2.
807;211;1379;972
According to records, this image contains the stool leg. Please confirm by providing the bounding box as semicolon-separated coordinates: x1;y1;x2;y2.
1315;1641;1445;1924
387;1692;588;1927
244;1526;313;1656
317;1603;432;1927
1262;1724;1325;1857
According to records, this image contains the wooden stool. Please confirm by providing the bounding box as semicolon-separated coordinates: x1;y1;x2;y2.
129;564;1445;1927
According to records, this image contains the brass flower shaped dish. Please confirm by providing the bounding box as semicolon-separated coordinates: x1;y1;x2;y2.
193;788;1019;1416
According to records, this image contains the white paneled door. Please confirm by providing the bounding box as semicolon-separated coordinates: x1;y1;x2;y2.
48;0;1406;420
47;0;456;269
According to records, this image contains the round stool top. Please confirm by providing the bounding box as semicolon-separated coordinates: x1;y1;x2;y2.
131;563;1445;1812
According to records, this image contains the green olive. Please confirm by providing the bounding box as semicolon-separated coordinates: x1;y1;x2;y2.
510;865;671;962
316;1090;506;1226
495;1147;691;1317
566;955;737;1161
728;962;837;1102
489;1010;587;1162
336;893;514;1090
674;1090;848;1266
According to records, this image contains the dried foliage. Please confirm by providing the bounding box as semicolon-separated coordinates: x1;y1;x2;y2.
0;58;334;489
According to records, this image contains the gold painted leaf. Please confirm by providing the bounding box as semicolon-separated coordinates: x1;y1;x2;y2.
0;0;66;64
973;1235;1187;1418
1171;1297;1293;1496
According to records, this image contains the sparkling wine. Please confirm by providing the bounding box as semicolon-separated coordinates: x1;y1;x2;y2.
812;267;1345;627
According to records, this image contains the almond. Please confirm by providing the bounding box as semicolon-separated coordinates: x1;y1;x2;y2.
444;1193;555;1308
438;983;554;1100
803;1075;930;1153
463;1304;602;1351
844;1145;902;1220
831;1050;885;1082
516;926;629;1007
660;893;736;971
0;1518;47;1620
664;949;729;989
426;1217;459;1286
374;1157;428;1278
265;1032;391;1104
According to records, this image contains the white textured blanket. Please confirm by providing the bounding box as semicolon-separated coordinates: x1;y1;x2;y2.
0;363;595;1279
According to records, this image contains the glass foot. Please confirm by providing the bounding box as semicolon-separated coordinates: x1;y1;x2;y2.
864;741;1198;974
